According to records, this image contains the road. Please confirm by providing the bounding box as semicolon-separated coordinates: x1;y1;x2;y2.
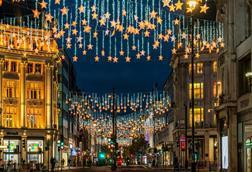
58;166;173;172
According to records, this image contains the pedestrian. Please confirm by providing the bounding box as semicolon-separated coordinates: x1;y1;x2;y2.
50;158;56;172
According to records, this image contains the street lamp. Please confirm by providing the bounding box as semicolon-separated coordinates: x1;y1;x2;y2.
186;0;197;172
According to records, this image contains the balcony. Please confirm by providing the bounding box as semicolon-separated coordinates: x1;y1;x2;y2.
27;99;44;107
3;97;18;105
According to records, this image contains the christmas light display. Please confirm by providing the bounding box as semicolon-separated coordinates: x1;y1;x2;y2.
0;0;224;63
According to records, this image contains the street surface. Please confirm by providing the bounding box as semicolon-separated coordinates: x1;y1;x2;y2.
58;166;173;172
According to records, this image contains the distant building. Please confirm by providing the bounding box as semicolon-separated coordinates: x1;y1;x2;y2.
57;49;79;167
171;49;219;168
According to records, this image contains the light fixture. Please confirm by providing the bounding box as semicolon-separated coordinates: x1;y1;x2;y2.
187;0;197;9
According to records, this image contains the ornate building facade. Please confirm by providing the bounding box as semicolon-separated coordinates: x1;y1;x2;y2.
0;24;60;166
216;0;252;171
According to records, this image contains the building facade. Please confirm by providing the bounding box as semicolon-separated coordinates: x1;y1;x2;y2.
171;51;219;168
0;24;60;166
216;0;252;171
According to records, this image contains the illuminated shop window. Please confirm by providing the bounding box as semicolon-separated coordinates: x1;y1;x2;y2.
189;83;204;99
213;81;222;97
4;61;9;71
189;107;204;128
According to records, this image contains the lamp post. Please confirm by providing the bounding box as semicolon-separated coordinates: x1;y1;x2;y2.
187;1;197;171
111;88;117;171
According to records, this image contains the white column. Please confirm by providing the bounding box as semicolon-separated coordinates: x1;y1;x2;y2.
20;60;26;127
45;62;52;129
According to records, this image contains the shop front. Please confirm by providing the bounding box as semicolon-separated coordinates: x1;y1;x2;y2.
3;139;20;163
27;140;43;164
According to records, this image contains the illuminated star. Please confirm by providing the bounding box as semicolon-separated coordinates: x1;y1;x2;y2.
73;56;78;62
196;53;200;58
84;25;91;33
140;50;145;56
45;13;53;22
72;21;77;27
146;55;151;61
175;0;183;10
99;18;106;26
169;4;175;12
119;50;125;56
150;10;157;19
174;18;180;25
113;57;119;63
105;30;110;36
159;55;164;61
66;43;71;49
125;56;131;63
162;0;170;7
55;0;61;5
82;50;87;55
91;5;96;12
132;45;137;51
92;13;98;20
104;12;111;19
110;20;117;27
101;50;105;56
144;31;150;37
123;33;129;40
32;9;40;18
64;23;70;29
122;9;127;16
40;0;47;9
134;15;139;21
107;56;113;62
82;19;87;26
78;5;85;13
77;36;83;43
93;31;98;39
72;29;78;35
200;4;209;14
94;55;99;62
87;44;93;50
136;53;141;59
61;7;69;15
157;16;163;24
172;48;176;54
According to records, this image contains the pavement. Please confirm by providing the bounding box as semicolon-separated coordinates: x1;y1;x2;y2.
55;165;213;172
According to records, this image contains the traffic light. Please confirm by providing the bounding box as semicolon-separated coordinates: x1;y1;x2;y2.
22;139;26;149
98;152;106;159
57;140;61;151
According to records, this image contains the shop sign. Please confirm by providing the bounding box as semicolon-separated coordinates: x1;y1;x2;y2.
180;135;186;151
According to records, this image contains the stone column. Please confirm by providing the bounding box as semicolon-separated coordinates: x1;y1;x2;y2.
204;131;209;164
228;108;237;172
0;57;3;127
45;62;52;129
20;59;26;127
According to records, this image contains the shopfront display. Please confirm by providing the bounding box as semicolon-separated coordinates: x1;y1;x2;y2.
3;139;20;163
27;140;43;163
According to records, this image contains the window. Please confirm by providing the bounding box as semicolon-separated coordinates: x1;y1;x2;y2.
35;64;42;74
3;106;16;128
189;83;204;99
4;61;9;71
27;63;33;73
189;107;204;128
4;80;17;98
239;53;251;96
10;62;17;72
213;61;217;73
27;83;43;100
27;108;42;128
189;63;204;74
213;81;222;97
